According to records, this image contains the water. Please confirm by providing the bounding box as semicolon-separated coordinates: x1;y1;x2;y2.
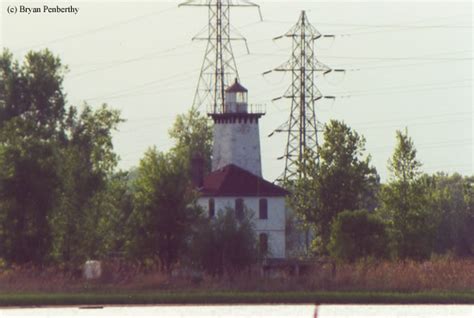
0;305;473;318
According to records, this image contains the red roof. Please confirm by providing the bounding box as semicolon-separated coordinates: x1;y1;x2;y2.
200;164;288;197
226;78;248;93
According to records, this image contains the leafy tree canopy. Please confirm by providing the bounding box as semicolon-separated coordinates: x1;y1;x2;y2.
379;129;437;260
329;209;390;262
129;147;200;271
168;109;212;173
289;120;379;255
0;49;68;264
0;49;124;265
429;173;474;256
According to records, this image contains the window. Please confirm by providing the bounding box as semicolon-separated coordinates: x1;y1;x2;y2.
236;92;247;104
235;198;244;220
259;233;268;254
259;198;268;219
208;198;215;218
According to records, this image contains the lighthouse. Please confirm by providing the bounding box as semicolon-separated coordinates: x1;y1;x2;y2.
196;79;289;259
209;79;265;177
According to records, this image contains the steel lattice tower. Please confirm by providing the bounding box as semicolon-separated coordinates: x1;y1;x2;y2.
179;0;261;114
265;11;339;182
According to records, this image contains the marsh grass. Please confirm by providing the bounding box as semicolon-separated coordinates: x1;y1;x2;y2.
0;256;473;293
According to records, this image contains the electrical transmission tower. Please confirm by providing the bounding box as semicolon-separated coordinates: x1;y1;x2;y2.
179;0;262;114
264;10;342;182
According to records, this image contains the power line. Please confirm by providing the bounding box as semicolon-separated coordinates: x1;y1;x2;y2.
332;78;472;95
320;55;473;61
87;86;193;102
334;13;472;33
331;49;473;69
335;84;471;98
369;139;472;151
83;67;201;101
352;118;471;130
338;23;473;37
262;82;472;114
12;6;178;53
344;58;472;71
259;12;473;35
68;43;198;79
346;111;472;127
79;49;271;103
121;109;472;129
260;19;472;30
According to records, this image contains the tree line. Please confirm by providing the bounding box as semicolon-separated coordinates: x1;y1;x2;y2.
0;50;472;274
0;49;258;275
289;121;474;262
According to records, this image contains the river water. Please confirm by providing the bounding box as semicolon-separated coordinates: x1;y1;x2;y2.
0;304;473;317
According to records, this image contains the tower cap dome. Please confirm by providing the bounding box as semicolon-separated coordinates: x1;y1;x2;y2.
226;78;248;93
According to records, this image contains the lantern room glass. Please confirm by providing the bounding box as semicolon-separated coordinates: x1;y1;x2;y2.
236;91;247;104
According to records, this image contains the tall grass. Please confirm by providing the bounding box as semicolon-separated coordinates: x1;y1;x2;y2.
314;257;474;292
1;257;473;293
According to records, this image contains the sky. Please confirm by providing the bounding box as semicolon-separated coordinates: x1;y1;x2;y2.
1;0;472;182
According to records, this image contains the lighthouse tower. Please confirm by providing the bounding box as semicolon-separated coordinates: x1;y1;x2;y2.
198;79;288;259
210;79;265;177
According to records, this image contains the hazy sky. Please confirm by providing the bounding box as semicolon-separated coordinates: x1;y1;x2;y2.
1;0;472;181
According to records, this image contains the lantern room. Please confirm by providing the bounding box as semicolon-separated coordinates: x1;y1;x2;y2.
225;78;248;113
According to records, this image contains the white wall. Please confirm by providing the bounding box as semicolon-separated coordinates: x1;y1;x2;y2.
197;196;286;258
212;120;262;177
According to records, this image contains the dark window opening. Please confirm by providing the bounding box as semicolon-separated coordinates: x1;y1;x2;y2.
235;198;244;220
259;233;268;254
208;198;215;218
259;198;268;219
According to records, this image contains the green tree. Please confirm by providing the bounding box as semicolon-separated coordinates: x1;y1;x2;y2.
50;104;123;265
289;120;379;254
430;173;474;256
190;207;258;277
0;49;66;134
0;49;124;266
0;49;67;264
379;129;437;260
0;134;60;264
86;171;134;259
129;147;200;271
168;109;212;174
328;209;390;262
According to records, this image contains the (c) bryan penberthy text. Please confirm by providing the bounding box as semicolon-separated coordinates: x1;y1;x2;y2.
19;5;79;15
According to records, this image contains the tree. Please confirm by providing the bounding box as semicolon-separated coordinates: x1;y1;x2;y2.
168;109;213;174
190;207;258;278
129;147;200;271
328;209;390;262
379;129;437;260
86;170;134;258
0;49;124;266
0;135;60;264
289;120;380;254
0;49;66;135
50;104;123;265
429;173;474;256
0;49;67;264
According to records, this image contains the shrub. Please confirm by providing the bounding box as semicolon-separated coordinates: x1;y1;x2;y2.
328;209;390;262
190;207;258;278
